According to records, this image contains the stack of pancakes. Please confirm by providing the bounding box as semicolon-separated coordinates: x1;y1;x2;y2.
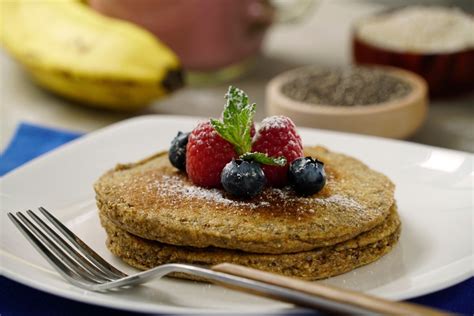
95;146;400;280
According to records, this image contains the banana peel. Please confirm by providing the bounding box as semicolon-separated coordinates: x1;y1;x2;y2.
0;0;184;111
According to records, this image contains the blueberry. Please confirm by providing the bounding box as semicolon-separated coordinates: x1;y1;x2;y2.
288;157;326;196
221;159;266;198
169;131;190;171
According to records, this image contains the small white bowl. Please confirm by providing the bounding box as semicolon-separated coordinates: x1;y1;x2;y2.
266;66;428;139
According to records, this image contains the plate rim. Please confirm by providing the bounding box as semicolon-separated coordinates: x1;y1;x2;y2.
2;257;472;314
1;114;473;313
1;114;473;181
0;261;294;314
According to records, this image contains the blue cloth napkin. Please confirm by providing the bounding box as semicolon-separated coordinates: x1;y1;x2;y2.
1;122;472;315
0;123;82;176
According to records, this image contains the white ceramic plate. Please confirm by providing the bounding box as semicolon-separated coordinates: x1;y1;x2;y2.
1;116;472;314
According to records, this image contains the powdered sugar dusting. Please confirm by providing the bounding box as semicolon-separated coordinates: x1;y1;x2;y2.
147;175;363;214
271;187;364;211
253;116;302;149
151;175;271;209
259;116;295;131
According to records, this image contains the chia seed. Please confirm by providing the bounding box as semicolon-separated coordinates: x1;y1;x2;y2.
281;67;412;106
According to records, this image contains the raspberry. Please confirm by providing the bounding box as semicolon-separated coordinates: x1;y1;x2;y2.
252;116;303;187
186;121;237;188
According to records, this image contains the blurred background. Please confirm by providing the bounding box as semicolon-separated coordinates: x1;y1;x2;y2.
1;0;473;152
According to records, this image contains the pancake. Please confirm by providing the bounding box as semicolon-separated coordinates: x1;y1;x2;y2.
94;146;395;254
100;205;400;280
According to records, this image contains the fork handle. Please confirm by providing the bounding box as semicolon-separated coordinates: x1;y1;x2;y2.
211;263;450;315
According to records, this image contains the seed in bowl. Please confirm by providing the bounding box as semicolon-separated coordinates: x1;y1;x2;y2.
281;66;412;106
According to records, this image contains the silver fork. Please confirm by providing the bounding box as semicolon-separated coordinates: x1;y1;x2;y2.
8;207;447;315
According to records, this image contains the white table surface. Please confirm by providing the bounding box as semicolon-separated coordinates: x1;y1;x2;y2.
1;0;473;152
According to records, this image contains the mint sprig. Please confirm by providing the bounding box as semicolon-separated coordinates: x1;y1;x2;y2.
210;86;287;166
210;86;254;155
241;152;286;167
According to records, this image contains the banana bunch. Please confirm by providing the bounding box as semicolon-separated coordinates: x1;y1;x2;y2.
0;0;183;110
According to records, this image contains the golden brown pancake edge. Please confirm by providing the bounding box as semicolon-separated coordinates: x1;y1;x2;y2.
100;205;400;281
94;146;395;254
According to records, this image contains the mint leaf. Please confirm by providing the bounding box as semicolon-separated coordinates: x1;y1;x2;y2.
241;152;287;167
211;86;287;168
210;86;255;155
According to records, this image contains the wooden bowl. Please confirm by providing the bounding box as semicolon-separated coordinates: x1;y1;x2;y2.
352;10;474;97
266;66;428;139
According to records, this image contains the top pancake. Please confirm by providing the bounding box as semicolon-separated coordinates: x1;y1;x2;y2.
94;146;395;254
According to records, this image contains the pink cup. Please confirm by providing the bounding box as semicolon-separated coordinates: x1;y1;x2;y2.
90;0;276;72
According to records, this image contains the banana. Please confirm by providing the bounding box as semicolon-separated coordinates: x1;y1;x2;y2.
0;0;183;110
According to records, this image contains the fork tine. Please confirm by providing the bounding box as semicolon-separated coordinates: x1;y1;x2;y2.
15;212;106;284
27;210;116;281
38;206;127;277
8;213;96;289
